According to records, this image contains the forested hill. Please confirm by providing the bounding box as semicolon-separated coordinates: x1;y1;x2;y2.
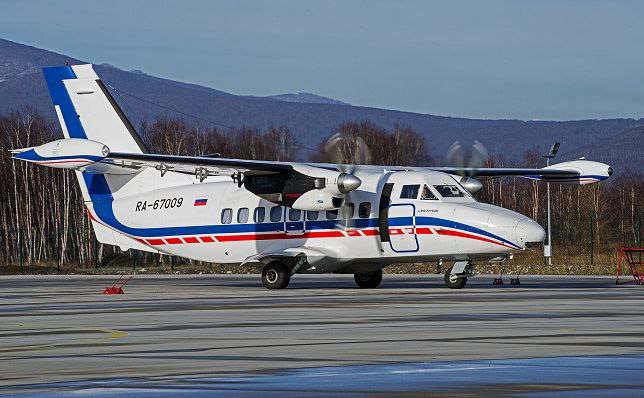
1;37;641;171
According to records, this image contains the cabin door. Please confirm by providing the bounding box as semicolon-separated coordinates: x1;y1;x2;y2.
387;202;419;253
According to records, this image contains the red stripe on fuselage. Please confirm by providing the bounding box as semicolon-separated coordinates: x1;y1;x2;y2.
86;207;515;251
216;232;285;242
436;229;513;248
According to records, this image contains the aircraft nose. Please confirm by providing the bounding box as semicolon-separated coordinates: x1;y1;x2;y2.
516;219;546;248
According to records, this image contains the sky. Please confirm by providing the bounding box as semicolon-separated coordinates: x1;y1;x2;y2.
2;0;643;120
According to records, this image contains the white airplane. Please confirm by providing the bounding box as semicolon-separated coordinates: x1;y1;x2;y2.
11;64;612;289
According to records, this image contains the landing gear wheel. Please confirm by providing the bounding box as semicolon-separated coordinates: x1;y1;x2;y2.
261;262;291;289
354;269;383;289
444;267;467;289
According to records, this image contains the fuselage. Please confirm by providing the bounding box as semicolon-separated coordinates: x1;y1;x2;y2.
86;168;545;274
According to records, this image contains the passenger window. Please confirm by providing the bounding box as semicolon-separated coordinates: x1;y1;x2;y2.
253;207;265;223
237;207;249;223
270;206;283;222
326;209;338;220
358;202;371;218
306;211;319;221
221;208;232;224
400;184;420;199
434;184;464;197
420;185;438;200
340;202;354;219
288;209;302;221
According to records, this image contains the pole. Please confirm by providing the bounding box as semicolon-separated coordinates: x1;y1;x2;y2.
19;237;23;274
637;213;641;248
546;157;552;265
637;214;641;265
56;233;61;274
590;215;594;265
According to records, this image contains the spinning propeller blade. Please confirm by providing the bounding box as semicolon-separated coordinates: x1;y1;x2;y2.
321;132;372;229
445;140;490;177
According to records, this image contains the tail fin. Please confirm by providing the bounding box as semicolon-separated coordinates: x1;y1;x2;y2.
42;63;147;202
42;64;155;252
42;64;148;153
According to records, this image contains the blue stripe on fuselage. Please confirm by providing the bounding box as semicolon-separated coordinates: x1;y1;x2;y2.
85;173;518;248
416;216;519;249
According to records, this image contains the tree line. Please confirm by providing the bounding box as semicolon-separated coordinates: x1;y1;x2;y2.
0;112;641;272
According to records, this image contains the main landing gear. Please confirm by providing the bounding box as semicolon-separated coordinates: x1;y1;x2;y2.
261;261;291;289
444;261;472;289
354;269;383;289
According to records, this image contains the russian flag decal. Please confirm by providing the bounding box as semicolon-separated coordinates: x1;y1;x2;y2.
194;198;208;206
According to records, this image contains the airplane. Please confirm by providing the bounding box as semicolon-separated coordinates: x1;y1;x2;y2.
10;64;613;289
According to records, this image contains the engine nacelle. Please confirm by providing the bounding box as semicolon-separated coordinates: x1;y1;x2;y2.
291;189;343;211
539;160;613;185
244;164;361;209
456;176;483;194
11;139;109;169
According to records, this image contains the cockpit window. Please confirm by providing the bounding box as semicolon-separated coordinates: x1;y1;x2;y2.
400;184;420;199
433;184;465;197
420;185;438;200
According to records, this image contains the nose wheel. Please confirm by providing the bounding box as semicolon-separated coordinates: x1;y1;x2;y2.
444;265;468;289
261;261;291;289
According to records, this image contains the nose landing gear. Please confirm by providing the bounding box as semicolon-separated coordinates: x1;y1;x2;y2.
445;261;473;289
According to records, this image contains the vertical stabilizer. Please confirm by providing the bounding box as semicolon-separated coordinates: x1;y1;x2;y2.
42;64;154;252
42;64;148;153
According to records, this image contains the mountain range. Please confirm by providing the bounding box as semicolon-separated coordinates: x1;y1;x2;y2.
0;38;641;173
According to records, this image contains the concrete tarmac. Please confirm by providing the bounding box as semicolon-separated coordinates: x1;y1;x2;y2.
1;274;643;397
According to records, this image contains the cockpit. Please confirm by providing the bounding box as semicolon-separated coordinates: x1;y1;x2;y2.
397;174;476;203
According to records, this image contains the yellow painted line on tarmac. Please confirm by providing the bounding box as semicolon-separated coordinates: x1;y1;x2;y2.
0;328;129;353
96;328;129;339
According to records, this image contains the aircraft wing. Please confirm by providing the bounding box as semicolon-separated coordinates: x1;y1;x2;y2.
12;137;611;185
426;167;578;178
102;152;294;176
425;160;613;184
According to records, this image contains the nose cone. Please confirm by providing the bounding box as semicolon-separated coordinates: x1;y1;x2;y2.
516;219;545;248
337;173;362;194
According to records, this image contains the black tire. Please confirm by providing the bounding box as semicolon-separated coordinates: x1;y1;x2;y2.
444;267;467;289
354;269;383;289
261;262;291;289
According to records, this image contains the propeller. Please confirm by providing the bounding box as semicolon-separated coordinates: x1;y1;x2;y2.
322;132;372;170
321;132;371;229
445;140;490;176
445;140;489;193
